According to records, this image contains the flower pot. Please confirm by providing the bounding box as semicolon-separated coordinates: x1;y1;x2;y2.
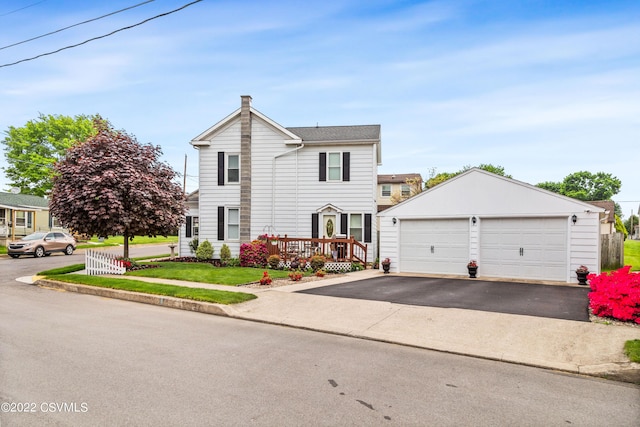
576;270;589;285
467;266;478;278
382;262;390;274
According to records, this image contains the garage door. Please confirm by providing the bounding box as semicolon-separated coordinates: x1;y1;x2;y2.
480;218;567;281
400;219;469;275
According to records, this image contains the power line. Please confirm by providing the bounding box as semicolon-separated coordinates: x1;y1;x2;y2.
0;0;155;51
0;0;47;17
0;0;203;69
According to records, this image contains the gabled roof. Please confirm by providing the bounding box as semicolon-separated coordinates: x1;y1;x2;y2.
588;200;615;222
191;106;302;146
0;192;49;211
379;168;605;218
378;173;422;184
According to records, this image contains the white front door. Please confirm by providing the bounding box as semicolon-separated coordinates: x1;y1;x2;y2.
400;219;469;275
480;217;567;281
323;215;336;238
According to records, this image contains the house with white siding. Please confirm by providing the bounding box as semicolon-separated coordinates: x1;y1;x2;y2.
179;96;381;262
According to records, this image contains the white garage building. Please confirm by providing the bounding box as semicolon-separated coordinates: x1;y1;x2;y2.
378;169;605;283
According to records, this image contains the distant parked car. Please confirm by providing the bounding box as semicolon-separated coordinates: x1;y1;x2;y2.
8;231;77;258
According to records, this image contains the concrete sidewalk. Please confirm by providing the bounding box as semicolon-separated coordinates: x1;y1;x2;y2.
30;269;640;383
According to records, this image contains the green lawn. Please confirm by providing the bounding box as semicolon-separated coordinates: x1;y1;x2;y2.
44;274;256;305
126;262;295;286
624;239;640;271
624;340;640;363
77;235;178;248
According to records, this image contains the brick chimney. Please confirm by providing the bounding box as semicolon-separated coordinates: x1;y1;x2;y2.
240;95;252;243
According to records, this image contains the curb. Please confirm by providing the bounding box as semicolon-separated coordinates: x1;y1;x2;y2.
35;279;234;317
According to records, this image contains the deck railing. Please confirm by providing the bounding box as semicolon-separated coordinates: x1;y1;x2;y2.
263;235;368;267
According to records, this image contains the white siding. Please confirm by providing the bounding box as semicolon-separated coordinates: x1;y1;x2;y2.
379;169;604;282
191;113;378;262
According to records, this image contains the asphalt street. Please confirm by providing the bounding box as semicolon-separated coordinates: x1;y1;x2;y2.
298;276;592;321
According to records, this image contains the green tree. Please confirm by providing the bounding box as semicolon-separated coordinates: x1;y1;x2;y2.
49;118;186;259
535;171;621;201
624;215;638;237
2;113;96;196
425;164;510;189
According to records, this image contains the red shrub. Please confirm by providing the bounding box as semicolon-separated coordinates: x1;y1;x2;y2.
588;266;640;324
240;240;268;268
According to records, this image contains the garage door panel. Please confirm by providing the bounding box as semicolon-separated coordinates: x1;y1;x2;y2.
400;219;469;275
480;218;567;281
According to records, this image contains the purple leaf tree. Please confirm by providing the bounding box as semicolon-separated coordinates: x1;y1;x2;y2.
49;118;187;258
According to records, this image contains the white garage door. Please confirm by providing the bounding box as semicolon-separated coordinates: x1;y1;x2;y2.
480;218;567;281
400;219;469;275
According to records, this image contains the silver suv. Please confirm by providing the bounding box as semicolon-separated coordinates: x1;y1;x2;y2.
8;231;77;258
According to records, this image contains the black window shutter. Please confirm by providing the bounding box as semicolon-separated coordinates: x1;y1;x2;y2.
340;214;348;235
186;216;192;238
319;152;326;182
364;214;372;243
217;206;225;240
342;152;350;181
218;152;225;186
311;213;319;238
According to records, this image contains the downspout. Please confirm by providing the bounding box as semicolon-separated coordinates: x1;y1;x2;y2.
272;143;304;233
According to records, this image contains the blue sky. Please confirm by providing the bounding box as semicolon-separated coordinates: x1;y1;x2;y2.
1;0;639;218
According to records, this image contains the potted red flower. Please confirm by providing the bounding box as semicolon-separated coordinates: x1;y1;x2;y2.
467;260;478;278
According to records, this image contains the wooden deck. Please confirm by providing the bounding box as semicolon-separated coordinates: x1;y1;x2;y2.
263;235;368;267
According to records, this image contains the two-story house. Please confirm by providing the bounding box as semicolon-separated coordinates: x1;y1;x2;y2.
179;96;381;262
377;173;423;212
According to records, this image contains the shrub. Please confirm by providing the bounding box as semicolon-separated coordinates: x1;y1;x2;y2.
189;238;199;254
220;244;231;264
196;239;214;261
268;254;281;270
288;270;303;281
227;257;241;267
240;240;268;268
588;266;640;324
309;255;326;272
259;271;272;286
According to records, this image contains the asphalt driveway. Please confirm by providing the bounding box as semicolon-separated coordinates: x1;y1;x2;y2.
298;276;592;321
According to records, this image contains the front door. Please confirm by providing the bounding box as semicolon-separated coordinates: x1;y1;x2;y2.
323;215;336;238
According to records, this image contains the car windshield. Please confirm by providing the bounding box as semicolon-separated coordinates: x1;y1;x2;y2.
22;233;47;241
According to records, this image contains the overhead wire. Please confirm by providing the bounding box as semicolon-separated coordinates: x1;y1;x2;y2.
0;0;203;69
0;0;48;17
0;0;155;51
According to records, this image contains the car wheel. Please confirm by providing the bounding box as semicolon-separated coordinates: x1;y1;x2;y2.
64;245;74;255
34;246;45;258
9;254;19;259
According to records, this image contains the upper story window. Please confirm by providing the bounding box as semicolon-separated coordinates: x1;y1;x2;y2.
327;153;341;181
401;184;410;197
218;152;239;185
227;154;239;183
381;184;391;197
319;152;350;182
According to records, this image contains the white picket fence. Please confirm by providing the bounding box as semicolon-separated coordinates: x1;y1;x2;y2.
85;249;126;276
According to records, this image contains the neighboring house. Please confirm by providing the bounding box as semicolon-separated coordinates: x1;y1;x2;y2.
377;173;423;212
179;96;381;262
0;192;55;245
588;200;615;234
378;168;604;283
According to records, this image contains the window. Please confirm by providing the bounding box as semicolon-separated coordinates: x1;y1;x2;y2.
319;152;350;182
381;185;391;197
192;217;199;236
227;154;239;183
15;211;26;227
350;214;363;241
328;153;341;181
227;208;239;240
401;184;410;197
